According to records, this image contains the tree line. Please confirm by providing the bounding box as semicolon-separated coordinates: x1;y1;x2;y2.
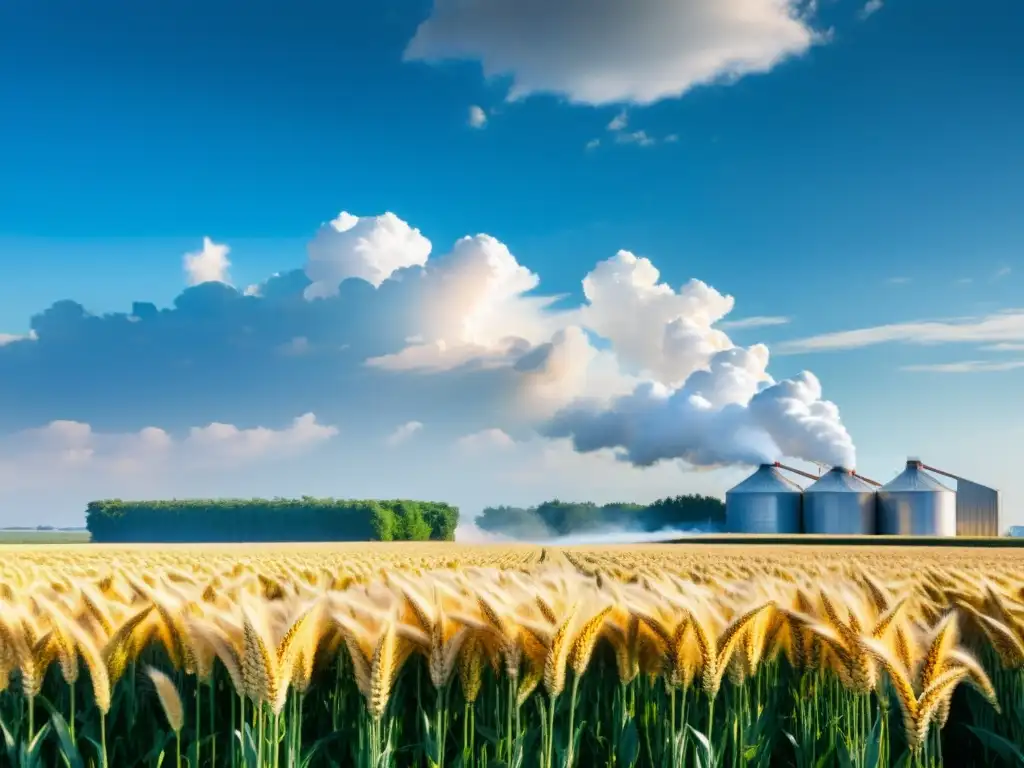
476;494;725;538
85;498;459;543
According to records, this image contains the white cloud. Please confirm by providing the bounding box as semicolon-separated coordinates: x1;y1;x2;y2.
575;250;736;385
886;276;910;285
387;420;424;446
995;266;1012;280
860;0;883;18
183;413;337;462
602;109;673;148
0;413;337;490
183;237;231;286
585;138;601;151
719;315;791;330
404;0;819;106
614;130;656;147
365;233;559;371
901;360;1024;374
456;428;516;453
607;111;628;131
305;211;432;297
777;311;1024;353
468;105;488;128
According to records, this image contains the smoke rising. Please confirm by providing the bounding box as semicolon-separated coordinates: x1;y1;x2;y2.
543;340;856;470
455;519;717;545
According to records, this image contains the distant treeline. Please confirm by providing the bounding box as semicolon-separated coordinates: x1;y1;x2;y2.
85;498;458;543
477;495;725;538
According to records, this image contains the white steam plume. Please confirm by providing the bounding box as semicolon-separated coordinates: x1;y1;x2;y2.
455;520;710;545
544;342;856;470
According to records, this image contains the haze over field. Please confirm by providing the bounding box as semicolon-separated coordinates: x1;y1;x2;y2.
0;0;1021;530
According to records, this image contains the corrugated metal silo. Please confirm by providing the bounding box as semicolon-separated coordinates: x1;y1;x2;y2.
877;460;956;536
954;478;1000;537
802;467;877;534
725;464;802;534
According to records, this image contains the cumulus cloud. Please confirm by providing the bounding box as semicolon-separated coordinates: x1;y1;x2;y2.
575;251;736;385
387;420;424;446
404;0;819;105
184;237;231;286
305;211;432;296
468;105;488;128
0;413;337;490
777;311;1024;354
185;413;337;462
365;233;559;373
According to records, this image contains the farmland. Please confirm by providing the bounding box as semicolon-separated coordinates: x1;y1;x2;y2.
0;529;90;545
0;542;1021;767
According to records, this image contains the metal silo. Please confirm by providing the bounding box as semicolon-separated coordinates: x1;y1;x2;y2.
877;459;957;536
725;464;803;534
953;477;999;537
802;467;877;534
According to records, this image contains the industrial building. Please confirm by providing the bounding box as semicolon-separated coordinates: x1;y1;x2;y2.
725;457;1000;536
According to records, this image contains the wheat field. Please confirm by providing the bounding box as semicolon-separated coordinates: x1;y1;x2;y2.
0;542;1022;768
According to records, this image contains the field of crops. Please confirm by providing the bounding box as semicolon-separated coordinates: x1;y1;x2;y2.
0;542;1022;768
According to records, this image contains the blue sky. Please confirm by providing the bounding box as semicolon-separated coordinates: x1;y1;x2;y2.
0;0;1022;530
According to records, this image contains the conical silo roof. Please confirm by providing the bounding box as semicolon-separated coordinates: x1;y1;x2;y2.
881;461;952;492
804;467;877;493
727;464;803;494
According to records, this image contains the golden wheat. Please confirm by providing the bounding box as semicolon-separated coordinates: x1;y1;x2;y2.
0;542;1020;766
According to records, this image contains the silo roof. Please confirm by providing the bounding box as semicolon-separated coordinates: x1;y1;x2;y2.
881;464;953;493
804;467;877;493
727;464;803;494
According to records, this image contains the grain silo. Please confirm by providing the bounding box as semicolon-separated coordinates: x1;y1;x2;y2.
725;464;803;534
876;459;956;536
802;467;878;534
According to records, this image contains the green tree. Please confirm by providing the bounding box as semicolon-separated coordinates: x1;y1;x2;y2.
85;497;458;543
